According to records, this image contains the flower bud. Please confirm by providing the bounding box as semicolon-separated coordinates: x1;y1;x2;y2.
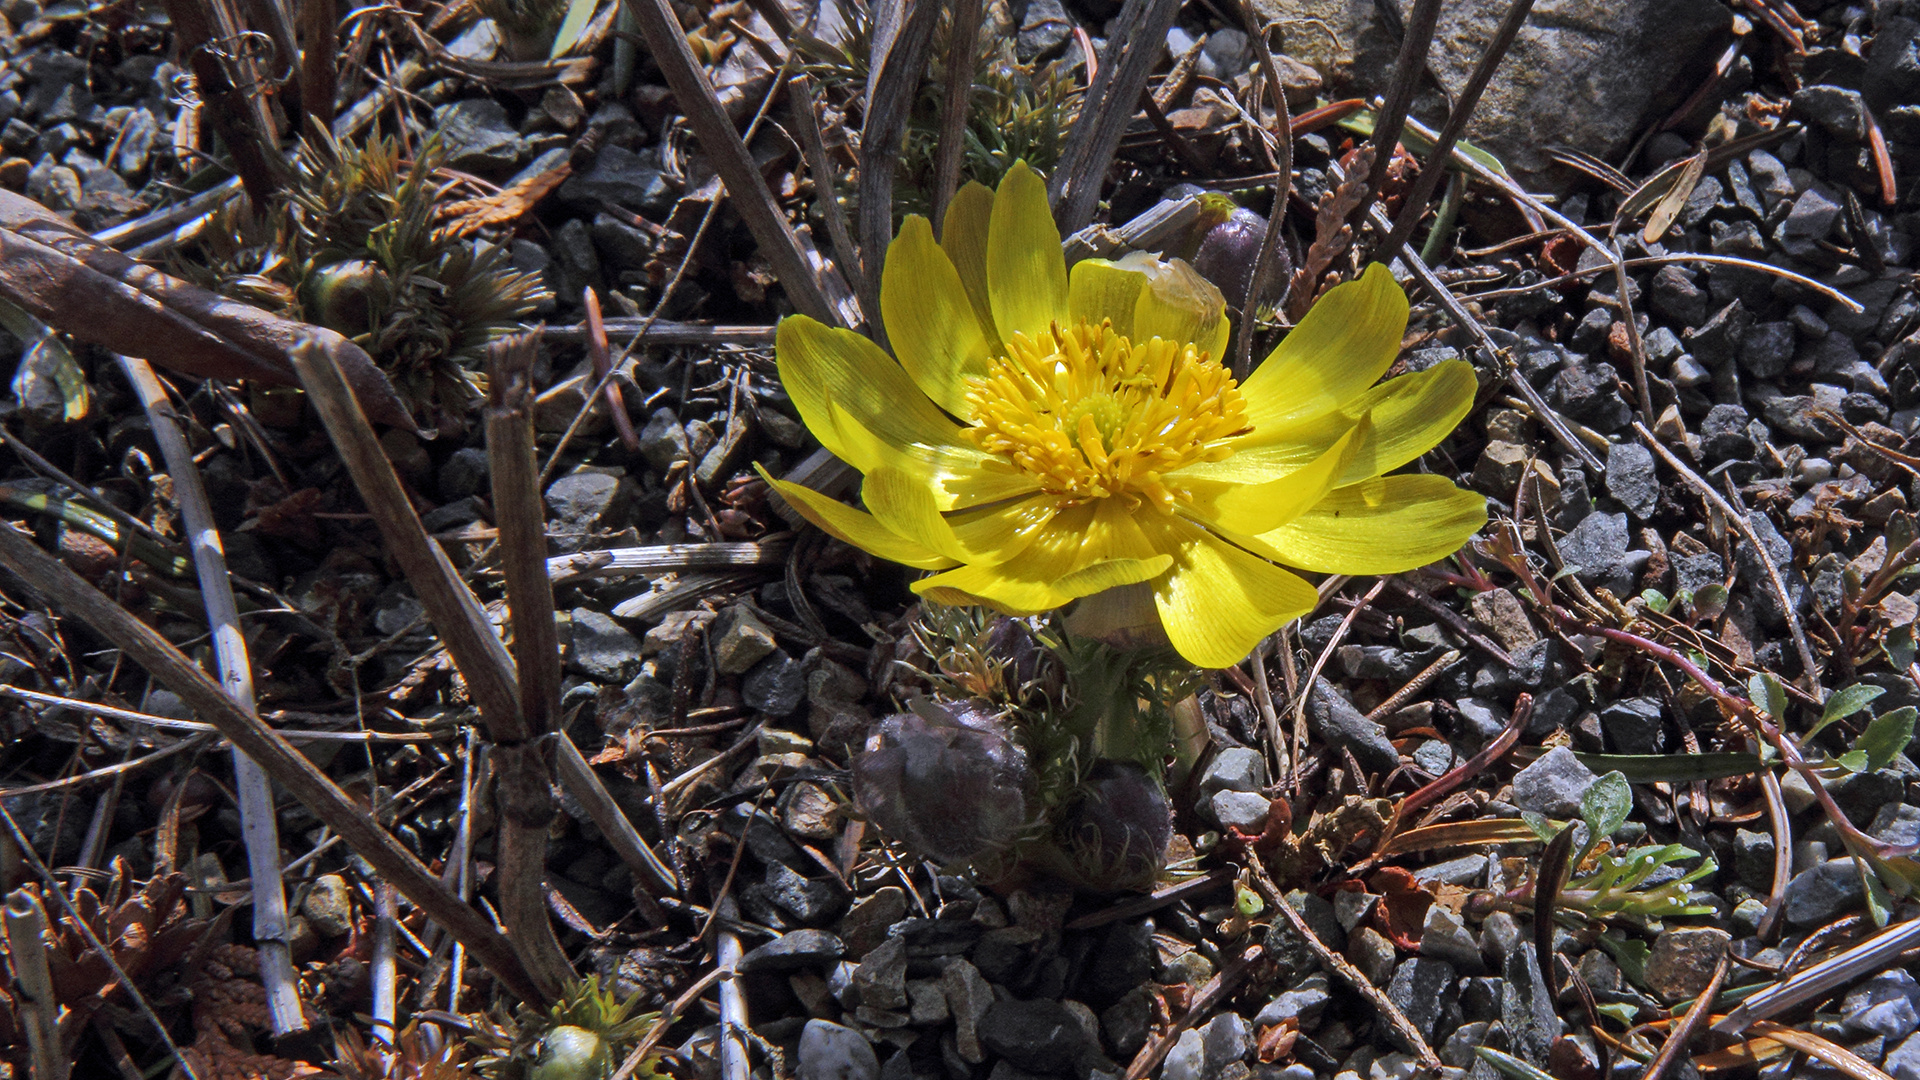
1059;760;1172;890
1190;204;1284;315
852;698;1031;864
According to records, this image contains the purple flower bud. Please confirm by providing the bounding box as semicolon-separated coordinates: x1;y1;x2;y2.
1060;761;1173;890
982;617;1042;692
852;699;1031;864
1191;205;1283;315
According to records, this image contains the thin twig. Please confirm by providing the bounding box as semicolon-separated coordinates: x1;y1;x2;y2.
1356;0;1443;229
1379;0;1536;258
1049;0;1183;231
1234;0;1292;379
1639;951;1731;1080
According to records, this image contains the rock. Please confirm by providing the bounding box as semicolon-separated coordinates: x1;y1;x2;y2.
1741;320;1795;380
1556;511;1634;594
1420;905;1485;971
839;887;906;958
1783;857;1865;926
1734;511;1811;627
1211;790;1271;832
851;938;908;1010
1511;746;1598;817
1200;1013;1251;1071
303;874;353;937
1077;920;1155;1007
1604;441;1658;520
1701;403;1756;462
433;98;529;172
438;447;491;500
559;144;674;214
1162;1028;1206;1080
743;650;806;716
1471;440;1530;496
739;930;846;973
1887;1030;1920;1080
1199;747;1267;797
1386;958;1455;1043
1347;926;1397;986
1256;972;1332;1026
1643;927;1730;1002
638;408;689;470
1503;946;1558;1065
1648;265;1707;327
1412;854;1488;887
1100;989;1153;1059
713;606;779;675
1847;970;1920;1036
1467;589;1538;652
1244;0;1728;192
1599;697;1665;755
797;1019;879;1080
979;999;1092;1074
942;958;995;1063
1778;184;1843;259
1550;360;1631;431
1793;83;1867;141
1871;804;1920;847
1014;0;1071;59
760;861;847;926
1732;828;1777;891
567;608;644;683
1307;679;1400;775
546;472;628;532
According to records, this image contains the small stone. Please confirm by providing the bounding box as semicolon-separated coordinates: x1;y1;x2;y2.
433;98;530;172
1599;697;1665;755
1472;440;1530;497
1648;265;1708;327
559;144;674;214
942;958;994;1063
1701;404;1756;462
739;929;845;973
1792;84;1867;141
1886;1030;1920;1080
1741;321;1795;380
1334;889;1378;932
1733;828;1777;891
1557;511;1634;594
1014;0;1071;59
1200;1013;1251;1071
303;874;353;937
907;979;949;1025
1783;858;1866;926
1386;958;1456;1042
1162;1028;1206;1080
438;447;491;500
1419;904;1484;971
638;407;689;470
1644;927;1730;1002
567;608;644;682
546;472;628;532
712;605;778;675
743;650;806;715
1605;441;1659;520
979;999;1091;1074
1210;790;1271;832
1260;970;1335;1032
1467;589;1538;652
1778;185;1843;257
1308;679;1399;775
1412;855;1488;888
1199;746;1266;796
1347;926;1396;986
851;938;908;1010
797;1019;879;1080
761;861;847;926
1511;746;1598;818
1101;988;1153;1058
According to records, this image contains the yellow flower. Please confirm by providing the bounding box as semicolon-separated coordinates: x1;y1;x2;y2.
764;162;1486;668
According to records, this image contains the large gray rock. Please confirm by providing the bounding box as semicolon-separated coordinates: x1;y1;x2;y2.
1246;0;1731;191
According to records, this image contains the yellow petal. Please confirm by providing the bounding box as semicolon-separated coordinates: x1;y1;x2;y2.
1148;517;1319;669
947;491;1058;564
882;215;991;417
762;473;958;570
1256;474;1487;574
986;161;1069;346
862;465;970;562
1121;252;1228;354
1180;360;1476;486
1068;257;1145;341
1237;263;1408;430
911;498;1166;612
778;316;991;506
1182;415;1369;535
942;181;1000;347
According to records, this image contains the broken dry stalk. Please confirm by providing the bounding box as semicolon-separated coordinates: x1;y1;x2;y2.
115;353;306;1038
4;888;65;1080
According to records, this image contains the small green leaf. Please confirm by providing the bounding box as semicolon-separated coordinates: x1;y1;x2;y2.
1806;684;1888;742
1553;564;1585;581
1595;1001;1640;1027
1863;857;1894;929
1857;706;1917;771
1640;588;1670;614
1691;583;1729;620
1581;772;1633;839
549;0;600;57
1888;626;1917;671
1748;672;1787;723
1475;1048;1558;1080
1593;933;1650;987
1836;749;1871;773
1520;811;1557;843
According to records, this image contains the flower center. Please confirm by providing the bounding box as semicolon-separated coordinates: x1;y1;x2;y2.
962;320;1249;511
